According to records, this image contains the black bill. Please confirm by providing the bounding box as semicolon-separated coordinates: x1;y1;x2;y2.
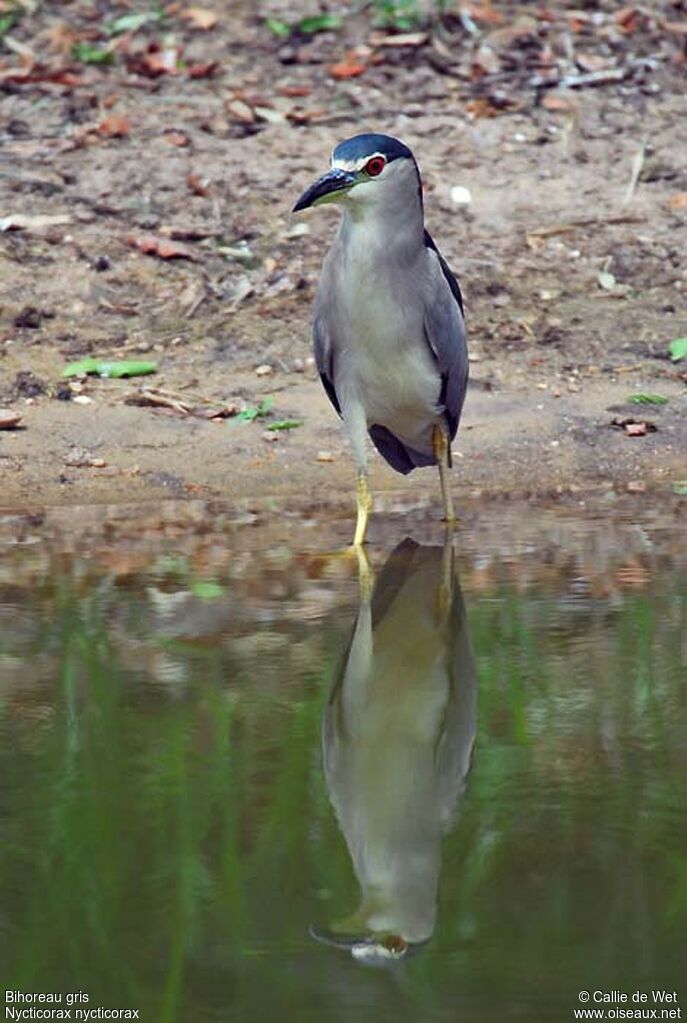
292;167;356;212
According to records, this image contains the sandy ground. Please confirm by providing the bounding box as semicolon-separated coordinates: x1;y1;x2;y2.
1;0;686;527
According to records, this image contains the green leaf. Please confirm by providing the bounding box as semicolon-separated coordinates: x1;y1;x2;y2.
628;394;668;406
189;580;225;599
234;397;274;422
371;0;422;29
265;419;304;432
104;11;161;35
668;337;687;362
265;17;291;37
672;482;687;496
298;13;342;34
0;11;17;37
63;359;157;379
72;42;114;65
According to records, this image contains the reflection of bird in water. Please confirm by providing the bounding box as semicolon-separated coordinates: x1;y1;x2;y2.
314;537;476;963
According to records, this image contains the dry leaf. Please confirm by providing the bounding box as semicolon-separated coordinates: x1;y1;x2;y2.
368;31;427;47
98;115;130;138
163;129;189;146
624;422;651;436
465;97;501;118
471;47;501;78
45;22;81;55
279;84;312;97
0;66;82;86
614;6;641;33
0;213;71;233
98;299;139;316
128;46;180;77
226;99;255;123
483;20;539;51
576;52;614;72
192;404;239;420
187;61;217;78
667;192;687;210
663;21;687;35
610;417;657;436
187;172;211;196
128;234;197;260
330;55;366;80
0;409;22;430
287;107;326;125
180;7;218;30
469;4;504;26
541;93;576;112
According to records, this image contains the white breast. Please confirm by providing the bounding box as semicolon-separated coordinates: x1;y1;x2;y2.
331;227;441;451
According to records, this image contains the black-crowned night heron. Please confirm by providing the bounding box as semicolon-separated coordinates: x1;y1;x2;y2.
293;133;468;546
313;537;476;960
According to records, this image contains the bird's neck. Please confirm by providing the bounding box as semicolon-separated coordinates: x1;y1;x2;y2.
339;193;425;267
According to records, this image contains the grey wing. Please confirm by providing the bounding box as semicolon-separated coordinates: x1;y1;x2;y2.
423;247;468;441
313;305;342;417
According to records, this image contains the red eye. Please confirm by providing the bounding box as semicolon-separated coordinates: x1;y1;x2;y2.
364;156;385;177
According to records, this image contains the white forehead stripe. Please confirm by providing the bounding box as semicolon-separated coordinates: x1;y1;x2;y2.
332;152;386;172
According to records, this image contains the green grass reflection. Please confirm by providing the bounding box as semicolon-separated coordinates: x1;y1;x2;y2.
1;565;684;1022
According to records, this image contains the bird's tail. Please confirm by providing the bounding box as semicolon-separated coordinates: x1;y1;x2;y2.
368;425;435;475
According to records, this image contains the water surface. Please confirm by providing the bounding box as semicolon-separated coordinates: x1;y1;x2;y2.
1;511;685;1021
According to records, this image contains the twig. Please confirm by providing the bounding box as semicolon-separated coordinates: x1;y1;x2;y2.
124;389;191;415
527;214;647;238
559;68;628;89
457;7;478;35
623;135;649;205
185;287;207;319
2;34;35;59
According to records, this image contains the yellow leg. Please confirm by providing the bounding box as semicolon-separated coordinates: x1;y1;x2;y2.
353;543;374;602
433;424;456;524
353;471;373;547
437;530;454;620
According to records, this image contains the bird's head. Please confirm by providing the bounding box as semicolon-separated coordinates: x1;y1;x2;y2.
293;132;420;215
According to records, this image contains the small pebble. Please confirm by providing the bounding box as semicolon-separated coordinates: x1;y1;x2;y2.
64;448;106;467
450;185;472;206
73;395;93;405
261;430;279;443
255;364;273;377
285;222;310;239
316;451;334;462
